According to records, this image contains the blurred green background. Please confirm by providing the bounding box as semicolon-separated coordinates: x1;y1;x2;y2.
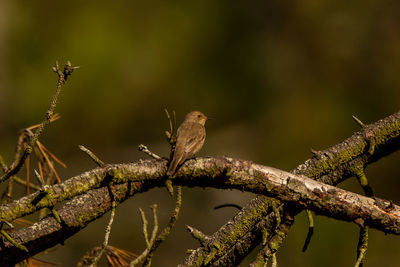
0;1;400;266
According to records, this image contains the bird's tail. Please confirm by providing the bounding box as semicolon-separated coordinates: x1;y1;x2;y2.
166;156;180;176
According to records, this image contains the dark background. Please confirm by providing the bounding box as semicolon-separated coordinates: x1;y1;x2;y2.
0;1;399;266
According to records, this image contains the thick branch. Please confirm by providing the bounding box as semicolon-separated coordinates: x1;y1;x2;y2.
2;158;398;235
1;155;400;264
0;182;141;265
184;110;400;265
0;160;164;223
1;111;400;265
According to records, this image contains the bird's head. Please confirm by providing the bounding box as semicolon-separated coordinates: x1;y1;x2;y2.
185;111;208;125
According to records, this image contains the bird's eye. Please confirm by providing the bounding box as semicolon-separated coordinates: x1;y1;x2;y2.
198;115;201;118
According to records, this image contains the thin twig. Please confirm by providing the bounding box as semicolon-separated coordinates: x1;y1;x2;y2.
0;61;77;184
1;179;12;204
164;109;176;146
38;161;45;186
0;154;7;173
139;208;151;248
186;224;209;245
6;178;13;201
130;204;159;267
172;110;176;135
79;145;105;167
0;230;28;252
164;109;177;197
354;168;371;267
0;221;14;229
33;169;45;186
355;226;368;267
25;156;30;195
12;176;41;191
44;161;56;186
35;168;61;223
0;221;28;253
302;210;314;252
50;208;62;224
352;115;365;127
78;149;106;266
165;109;173;136
138;144;161;160
143;186;183;266
89;188;117;267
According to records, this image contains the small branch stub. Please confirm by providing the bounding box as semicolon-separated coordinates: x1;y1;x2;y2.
352;115;365;127
138;144;162;160
79;145;105;167
186;225;209;245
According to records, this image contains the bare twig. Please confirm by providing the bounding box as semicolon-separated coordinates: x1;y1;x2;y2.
80;147;107;266
50;208;62;224
0;154;7;173
355;226;368;267
164;109;177;197
355;168;374;198
0;61;77;184
38;161;45;186
139;208;151;248
33;170;45;186
0;221;28;253
164;109;176;145
89;189;117;267
138;144;161;160
0;229;28;252
130;204;159;267
12;176;41;191
302;210;314;252
186;225;209;245
33;168;61;223
143;186;183;266
352;115;365;127
5;177;13;202
25;155;31;195
79;145;105;167
354;168;372;267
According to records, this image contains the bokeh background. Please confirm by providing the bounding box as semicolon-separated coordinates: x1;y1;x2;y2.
0;1;400;266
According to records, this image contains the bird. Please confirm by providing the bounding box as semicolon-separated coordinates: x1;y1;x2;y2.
166;111;208;176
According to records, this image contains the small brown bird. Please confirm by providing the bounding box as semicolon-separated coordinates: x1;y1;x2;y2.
166;111;208;176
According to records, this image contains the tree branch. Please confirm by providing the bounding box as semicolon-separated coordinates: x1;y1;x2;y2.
1;110;399;265
0;61;77;184
1;153;400;264
183;109;400;265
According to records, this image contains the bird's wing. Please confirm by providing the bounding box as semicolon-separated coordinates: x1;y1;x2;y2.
182;123;205;156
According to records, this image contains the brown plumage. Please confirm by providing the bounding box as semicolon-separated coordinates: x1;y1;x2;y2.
166;111;208;176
